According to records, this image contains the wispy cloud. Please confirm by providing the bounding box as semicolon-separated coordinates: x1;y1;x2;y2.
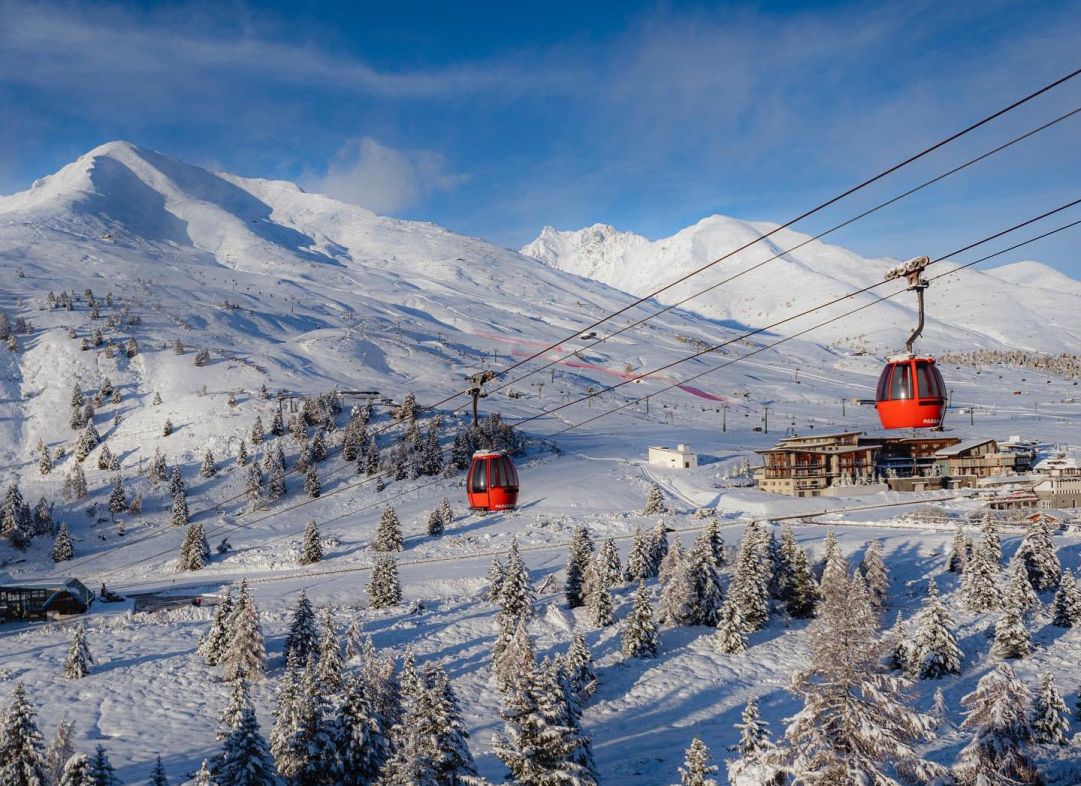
302;137;468;214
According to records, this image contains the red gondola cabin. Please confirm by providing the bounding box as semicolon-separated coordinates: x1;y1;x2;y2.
467;450;519;512
875;355;946;430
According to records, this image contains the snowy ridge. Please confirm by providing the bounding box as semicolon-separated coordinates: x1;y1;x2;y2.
522;218;1081;354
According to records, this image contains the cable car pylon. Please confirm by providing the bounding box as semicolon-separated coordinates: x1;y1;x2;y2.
874;256;947;430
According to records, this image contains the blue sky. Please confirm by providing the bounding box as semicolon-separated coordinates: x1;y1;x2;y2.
2;0;1080;272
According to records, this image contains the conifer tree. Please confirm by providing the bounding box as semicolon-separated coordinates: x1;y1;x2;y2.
979;514;1002;565
221;581;266;681
369;555;402;608
685;534;726;627
283;591;320;668
564;526;595;609
702;517;725;568
52;524;74;563
1031;671;1069;746
106;474;127;514
658;538;684;587
715;597;750;654
643;483;665;515
622;582;660;659
163;418;174;436
149;755;168;786
193;761;214;786
216;706;276;786
217;676;251;741
373;505;404;552
784;570;937;785
269;408;285;437
859;539;889;611
1015;515;1062;592
198;588;235;666
1051;570;1081;627
426;508;444;537
598;538;622;587
565;634;597;701
493;663;596;786
300;520;323;565
316;608;343;694
658;552;698;627
179;521;210;571
236;440;248;467
993;583;1032;660
425;663;479;785
624;527;654;582
96;443;113;471
487;556;506;602
0;683;48;786
955;663;1039;786
58;753;90;786
1005;558;1040;615
650;520;670;576
912;579;962;679
493;615;536;692
727;699;782;786
38;441;52;476
86;745;119;786
498;538;534;621
303;467;320;498
785;545;818;619
336;673;385;785
675;737;718;786
586;581;614;628
171;485;189;528
728;523;769;631
276;658;340;786
244;463;263;511
365;436;380;475
200;449;217;479
43;717;75;786
947;528;969;573
152;391;163;406
438;497;454;532
311;431;328;463
961;537;1002;613
63;622;93;679
885;611;916;675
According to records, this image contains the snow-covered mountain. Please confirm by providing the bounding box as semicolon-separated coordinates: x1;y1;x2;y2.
522;217;1081;354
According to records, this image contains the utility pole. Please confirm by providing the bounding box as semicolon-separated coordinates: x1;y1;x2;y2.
722;404;728;432
969;407;974;426
763;405;770;434
841;398;846;417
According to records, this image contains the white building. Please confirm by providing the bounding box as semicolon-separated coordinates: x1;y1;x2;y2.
648;444;698;469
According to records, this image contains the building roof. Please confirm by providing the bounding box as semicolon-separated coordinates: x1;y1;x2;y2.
758;444;875;456
933;438;998;457
775;431;862;444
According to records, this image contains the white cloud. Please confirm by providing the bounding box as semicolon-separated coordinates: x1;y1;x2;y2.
304;137;468;215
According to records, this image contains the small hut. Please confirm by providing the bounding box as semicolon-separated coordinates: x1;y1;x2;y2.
0;575;93;622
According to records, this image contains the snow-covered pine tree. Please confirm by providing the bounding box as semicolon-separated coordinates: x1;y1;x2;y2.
486;557;506;602
269;408;285;437
303;467;320;498
658;538;684;588
817;528;841;576
57;752;90;786
198;588;234;666
171;484;189;528
283;590;320;667
300;520;323;565
979;513;1002;564
269;662;301;766
179;521;210;571
148;755;169;786
912;579;962;679
784;545;817;619
784;568;938;785
244;463;264;511
713;598;747;655
885;611;917;675
369;555;402;608
52;524;74;563
586;580;614;628
1031;671;1069;746
373;505;404;552
426;508;444;537
728;523;769;632
438;497;454;532
105;474;127;514
365;436;380;475
200;449;217;479
215;706;276;786
624;527;654;582
622;582;660;659
1005;557;1040;615
676;737;719;786
492;662;596;786
954;663;1039;786
498;538;534;621
685;534;725;627
543;656;597;781
961;537;1002;613
163;418;174;437
565;634;597;701
316;608;343;693
0;682;48;785
221;581;266;681
1015;515;1062;592
63;622;93;680
650;521;670;576
86;745;120;786
217;676;251;741
992;581;1032;660
727;698;783;786
859;539;889;611
658;551;698;627
43;716;75;786
311;431;328;463
192;760;214;786
37;441;52;476
1051;570;1081;627
275;657;340;786
598;538;622;587
335;673;385;786
425;663;479;785
236;439;249;467
343;613;363;662
643;483;665;515
564;526;595;609
947;528;969;573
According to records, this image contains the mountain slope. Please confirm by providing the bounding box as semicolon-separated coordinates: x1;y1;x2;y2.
522;216;1081;353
